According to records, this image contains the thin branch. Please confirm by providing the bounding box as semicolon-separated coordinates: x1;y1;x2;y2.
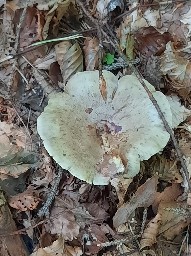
37;166;64;218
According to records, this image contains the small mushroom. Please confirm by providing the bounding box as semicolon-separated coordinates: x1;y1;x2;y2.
37;71;186;185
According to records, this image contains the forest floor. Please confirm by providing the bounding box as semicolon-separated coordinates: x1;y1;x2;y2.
0;0;191;255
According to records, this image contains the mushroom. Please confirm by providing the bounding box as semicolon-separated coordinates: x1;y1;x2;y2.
37;71;188;185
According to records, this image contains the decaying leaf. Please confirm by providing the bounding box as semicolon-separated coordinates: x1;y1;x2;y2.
158;202;191;240
83;37;99;71
149;154;183;183
0;190;29;256
37;71;190;185
113;176;158;228
30;236;64;256
34;50;56;70
45;199;80;240
9;187;40;211
152;183;182;214
116;3;160;50
167;95;191;128
160;42;191;95
64;245;82;256
110;176;133;206
140;213;162;250
0;121;36;180
55;41;83;87
30;236;82;256
134;27;171;57
0;149;36;180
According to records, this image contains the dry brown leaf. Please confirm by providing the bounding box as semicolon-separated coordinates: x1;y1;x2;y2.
19;7;43;48
158;202;191;240
0;190;29;256
140;213;162;250
19;7;46;63
110;176;133;206
113;176;158;228
99;75;107;101
34;50;56;70
9;187;40;211
85;224;111;255
64;245;82;256
160;42;191;97
135;27;171;57
45;210;80;240
30;236;64;256
84;203;109;220
55;41;83;88
41;0;73;38
31;236;82;256
83;37;99;71
0;121;34;180
31;150;56;187
152;183;182;214
149;154;183;183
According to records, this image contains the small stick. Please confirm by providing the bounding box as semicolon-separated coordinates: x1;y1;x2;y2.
37;166;63;218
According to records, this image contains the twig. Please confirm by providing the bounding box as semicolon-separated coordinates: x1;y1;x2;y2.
96;21;103;78
97;236;138;248
37;166;64;218
141;208;148;236
103;58;139;71
178;226;189;256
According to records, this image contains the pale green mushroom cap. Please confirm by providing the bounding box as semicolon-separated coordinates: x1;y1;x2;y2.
37;70;181;185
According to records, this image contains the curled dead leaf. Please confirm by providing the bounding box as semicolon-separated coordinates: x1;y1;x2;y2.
83;37;99;71
140;213;162;250
113;176;158;228
55;41;83;88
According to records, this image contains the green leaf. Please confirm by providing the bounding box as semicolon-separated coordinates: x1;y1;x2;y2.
103;53;115;65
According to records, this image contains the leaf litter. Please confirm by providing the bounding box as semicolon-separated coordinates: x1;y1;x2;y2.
1;0;191;255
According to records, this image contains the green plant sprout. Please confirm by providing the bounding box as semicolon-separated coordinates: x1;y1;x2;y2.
103;53;115;65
